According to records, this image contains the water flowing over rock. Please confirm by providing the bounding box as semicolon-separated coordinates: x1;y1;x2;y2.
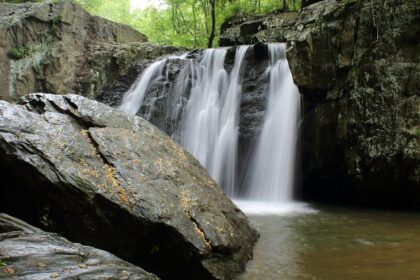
119;43;301;202
244;44;300;202
0;0;183;102
0;213;159;280
220;0;420;207
0;93;258;279
179;47;249;197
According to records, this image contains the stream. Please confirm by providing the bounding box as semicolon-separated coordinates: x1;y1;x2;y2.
237;203;420;280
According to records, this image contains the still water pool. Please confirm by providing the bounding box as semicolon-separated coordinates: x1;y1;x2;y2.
236;202;420;280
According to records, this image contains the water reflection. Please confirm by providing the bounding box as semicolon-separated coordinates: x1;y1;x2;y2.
238;205;420;279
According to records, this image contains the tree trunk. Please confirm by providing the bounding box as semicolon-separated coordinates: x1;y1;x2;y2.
192;0;198;47
207;0;216;48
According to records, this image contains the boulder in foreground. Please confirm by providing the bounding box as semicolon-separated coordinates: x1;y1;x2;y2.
0;93;258;279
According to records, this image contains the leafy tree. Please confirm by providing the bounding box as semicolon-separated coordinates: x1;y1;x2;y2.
76;0;302;48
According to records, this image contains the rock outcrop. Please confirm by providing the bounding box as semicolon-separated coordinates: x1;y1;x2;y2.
0;93;258;279
221;0;420;206
0;213;158;280
0;0;183;102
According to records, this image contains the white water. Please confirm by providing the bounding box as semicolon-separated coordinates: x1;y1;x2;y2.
119;59;167;115
180;46;250;196
234;200;317;216
244;44;301;204
119;44;305;213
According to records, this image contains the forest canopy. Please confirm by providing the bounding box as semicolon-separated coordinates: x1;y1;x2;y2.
75;0;301;48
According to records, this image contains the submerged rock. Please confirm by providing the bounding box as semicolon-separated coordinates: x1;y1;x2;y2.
221;0;420;207
0;213;158;280
0;93;258;279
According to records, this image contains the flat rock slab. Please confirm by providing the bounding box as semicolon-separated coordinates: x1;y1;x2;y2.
0;213;158;280
0;93;258;279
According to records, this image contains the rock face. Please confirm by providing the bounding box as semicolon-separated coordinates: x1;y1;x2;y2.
0;93;258;279
221;0;420;206
0;213;158;280
0;0;183;102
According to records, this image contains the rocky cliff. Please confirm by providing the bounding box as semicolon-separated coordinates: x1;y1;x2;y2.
0;93;258;279
221;0;420;206
0;0;183;102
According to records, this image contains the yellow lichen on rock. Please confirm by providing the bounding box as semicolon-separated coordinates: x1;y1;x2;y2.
81;168;99;178
181;190;211;250
103;164;129;206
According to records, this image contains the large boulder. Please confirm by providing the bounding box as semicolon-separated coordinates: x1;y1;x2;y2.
0;93;258;279
220;0;420;207
0;0;183;102
0;213;158;280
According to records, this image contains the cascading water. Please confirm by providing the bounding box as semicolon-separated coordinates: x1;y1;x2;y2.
244;44;300;203
119;43;309;213
119;59;167;115
180;46;249;196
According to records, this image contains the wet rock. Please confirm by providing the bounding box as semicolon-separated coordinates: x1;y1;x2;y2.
0;213;158;280
220;0;420;206
92;43;186;108
0;93;258;279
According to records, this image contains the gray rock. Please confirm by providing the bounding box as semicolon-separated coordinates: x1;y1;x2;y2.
220;0;420;206
0;213;158;280
0;93;258;279
0;0;184;102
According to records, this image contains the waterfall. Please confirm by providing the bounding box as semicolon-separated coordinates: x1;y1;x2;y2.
119;59;167;115
119;43;303;211
180;46;249;196
244;44;300;203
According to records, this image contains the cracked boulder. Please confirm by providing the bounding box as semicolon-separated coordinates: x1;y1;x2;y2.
0;93;258;280
0;213;158;280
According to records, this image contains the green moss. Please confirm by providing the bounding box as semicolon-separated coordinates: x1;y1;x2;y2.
7;47;29;60
0;259;6;266
50;15;62;29
402;127;420;138
40;56;53;65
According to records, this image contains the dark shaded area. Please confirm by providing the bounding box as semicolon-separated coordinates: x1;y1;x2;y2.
0;213;158;280
301;0;324;8
0;152;213;280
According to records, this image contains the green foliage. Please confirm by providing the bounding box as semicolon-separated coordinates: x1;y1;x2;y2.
50;14;62;35
76;0;301;48
50;15;62;27
76;0;131;24
40;54;54;65
0;259;6;267
7;47;29;60
0;0;41;2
